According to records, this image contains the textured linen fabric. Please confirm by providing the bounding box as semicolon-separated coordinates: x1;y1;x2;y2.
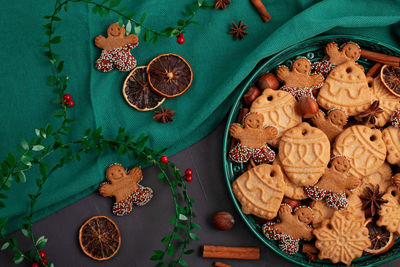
0;0;400;232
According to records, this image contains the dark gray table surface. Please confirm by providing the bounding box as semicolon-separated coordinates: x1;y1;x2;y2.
1;122;399;267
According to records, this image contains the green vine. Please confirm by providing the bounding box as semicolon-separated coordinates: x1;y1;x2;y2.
0;0;212;266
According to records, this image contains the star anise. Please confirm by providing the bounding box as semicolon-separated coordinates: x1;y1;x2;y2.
153;107;175;123
355;100;384;125
360;185;388;217
228;20;248;40
215;0;230;9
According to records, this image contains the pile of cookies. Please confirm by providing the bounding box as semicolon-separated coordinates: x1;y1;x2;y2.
228;41;400;265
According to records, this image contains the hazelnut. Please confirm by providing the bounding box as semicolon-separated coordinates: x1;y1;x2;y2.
282;197;301;210
257;73;279;90
243;86;261;105
212;211;235;231
298;96;319;118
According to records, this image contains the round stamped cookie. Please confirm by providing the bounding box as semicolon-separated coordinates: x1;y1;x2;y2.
273;156;307;200
279;122;330;186
333;125;386;178
355;162;392;195
317;61;372;116
232;163;285;220
250;88;302;146
382;126;400;167
368;76;400;127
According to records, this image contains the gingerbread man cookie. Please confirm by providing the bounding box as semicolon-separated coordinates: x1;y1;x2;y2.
229;112;277;163
305;156;360;210
312;42;362;77
99;164;153;216
311;109;348;144
262;204;313;254
94;23;139;72
276;57;324;99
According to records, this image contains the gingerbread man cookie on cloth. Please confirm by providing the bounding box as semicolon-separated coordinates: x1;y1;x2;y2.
229;112;277;164
99;164;153;216
276;57;324;99
262;204;313;254
94;22;139;72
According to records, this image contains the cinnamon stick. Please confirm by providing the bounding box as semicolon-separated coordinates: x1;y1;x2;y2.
361;50;400;67
229;107;249;152
366;63;382;78
214;262;232;267
250;0;271;22
203;245;260;260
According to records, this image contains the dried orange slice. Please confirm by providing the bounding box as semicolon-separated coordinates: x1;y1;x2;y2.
123;66;165;111
147;53;193;98
79;216;121;261
364;220;394;255
380;65;400;97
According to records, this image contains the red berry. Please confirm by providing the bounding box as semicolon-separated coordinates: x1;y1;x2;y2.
177;36;185;45
160;155;168;163
39;251;46;259
62;93;71;101
42;259;48;266
32;263;39;267
185;168;193;176
185;175;193;182
67;100;75;108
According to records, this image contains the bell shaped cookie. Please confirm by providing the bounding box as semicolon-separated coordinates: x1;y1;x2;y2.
318;61;372;116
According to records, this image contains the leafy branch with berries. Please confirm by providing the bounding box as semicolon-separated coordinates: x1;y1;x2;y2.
0;0;214;266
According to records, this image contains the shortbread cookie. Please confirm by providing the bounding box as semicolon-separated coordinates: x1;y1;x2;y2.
317;61;372;116
355;162;392;195
368;76;400;127
262;205;313;255
314;212;371;266
377;186;400;235
382;126;400;167
229;112;277;163
333;125;386;178
273;156;307;200
232;163;285;220
250;89;302;146
279;122;330;186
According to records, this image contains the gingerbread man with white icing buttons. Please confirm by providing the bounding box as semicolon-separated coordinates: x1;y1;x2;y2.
99;164;153;216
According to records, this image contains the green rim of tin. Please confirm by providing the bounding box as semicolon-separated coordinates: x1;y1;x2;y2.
222;34;400;267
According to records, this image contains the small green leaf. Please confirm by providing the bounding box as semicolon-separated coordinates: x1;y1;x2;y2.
177;19;185;26
13;253;23;264
157;172;164;179
184;249;195;255
134;24;141;35
169;216;177;223
32;145;45;151
35;129;41;137
57;61;64;73
167;243;174;256
155;262;165;267
172;232;181;239
21;229;29;237
160;235;171;244
17;171;26;183
1;242;10;250
178;258;188;266
198;0;204;6
109;0;121;7
126;20;132;35
0;201;5;208
118;16;124;27
20;154;33;166
140;13;147;23
0;193;7;199
178;214;188;221
21;139;29;150
49;264;54;267
53;16;61;21
189;232;199;240
202;1;215;7
190;222;201;229
50;36;62;44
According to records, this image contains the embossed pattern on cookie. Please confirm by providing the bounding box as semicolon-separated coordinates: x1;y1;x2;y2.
382;126;400;167
250;89;302;146
232;164;285;220
317;61;372;116
279;122;330;186
333;125;386;178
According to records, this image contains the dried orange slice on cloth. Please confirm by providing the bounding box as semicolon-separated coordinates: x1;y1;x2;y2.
79;216;121;261
122;66;165;111
381;65;400;97
147;53;193;98
364;220;394;255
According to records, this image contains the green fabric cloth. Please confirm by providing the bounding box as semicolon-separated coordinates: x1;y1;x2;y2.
1;0;400;232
